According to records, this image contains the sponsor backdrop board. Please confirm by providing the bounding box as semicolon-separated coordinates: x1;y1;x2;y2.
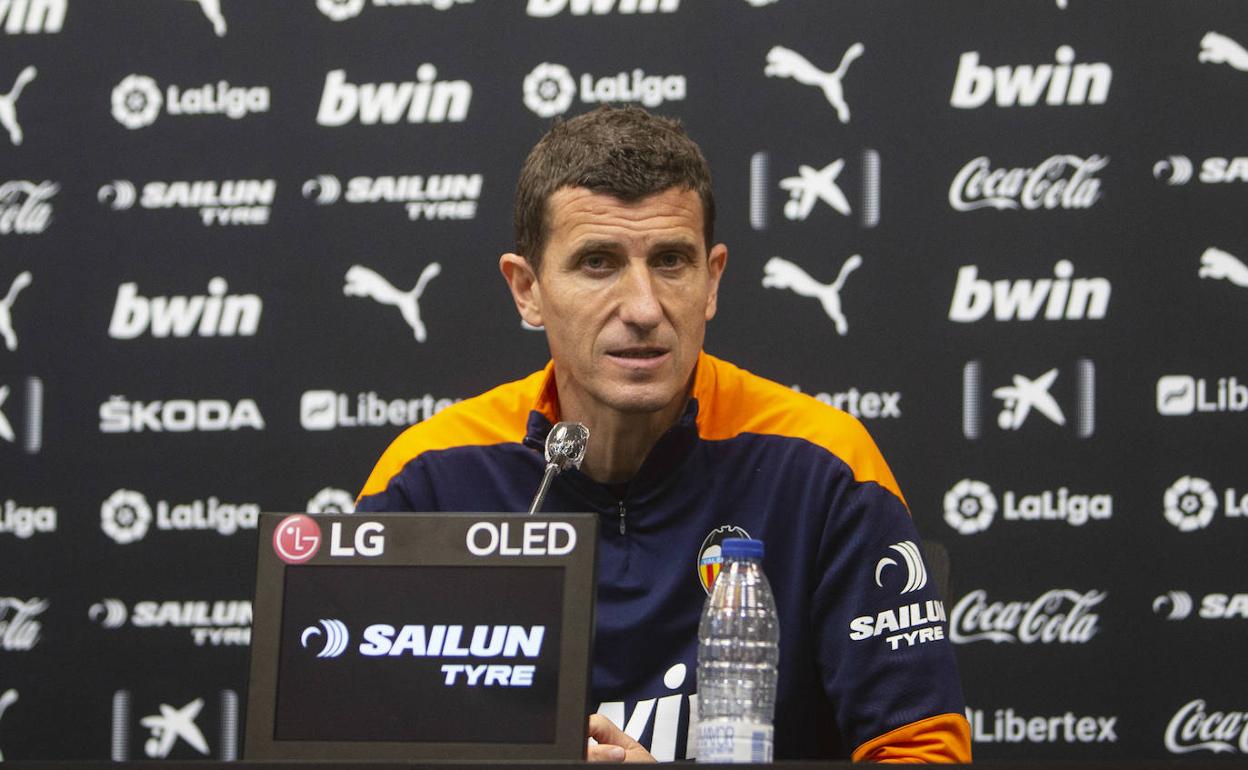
1;0;1246;761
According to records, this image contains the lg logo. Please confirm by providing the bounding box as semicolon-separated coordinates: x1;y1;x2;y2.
271;515;385;563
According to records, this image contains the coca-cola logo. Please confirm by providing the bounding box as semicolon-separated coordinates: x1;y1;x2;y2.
949;155;1106;212
0;180;57;235
949;589;1103;644
0;596;46;651
1165;699;1248;754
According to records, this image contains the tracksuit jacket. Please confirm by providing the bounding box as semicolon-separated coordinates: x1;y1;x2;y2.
357;351;972;762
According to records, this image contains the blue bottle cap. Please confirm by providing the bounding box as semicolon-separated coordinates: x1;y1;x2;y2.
721;538;764;559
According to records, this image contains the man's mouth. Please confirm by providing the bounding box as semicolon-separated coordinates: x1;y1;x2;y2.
608;347;667;359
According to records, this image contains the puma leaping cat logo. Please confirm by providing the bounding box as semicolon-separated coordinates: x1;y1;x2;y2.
1199;31;1248;72
344;263;441;342
0;271;32;352
0;689;17;761
185;0;227;37
1199;247;1248;288
762;254;862;336
765;43;864;124
0;66;36;147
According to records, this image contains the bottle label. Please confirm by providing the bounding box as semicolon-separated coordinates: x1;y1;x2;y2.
697;721;774;764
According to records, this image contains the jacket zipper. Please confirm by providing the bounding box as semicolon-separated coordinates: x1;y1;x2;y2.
617;500;626;535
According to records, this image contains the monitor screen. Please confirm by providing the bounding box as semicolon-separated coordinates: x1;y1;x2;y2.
273;564;564;743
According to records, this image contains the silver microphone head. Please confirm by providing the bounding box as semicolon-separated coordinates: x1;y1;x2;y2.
545;421;589;471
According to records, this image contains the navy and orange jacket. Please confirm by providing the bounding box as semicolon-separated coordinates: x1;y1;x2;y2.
357;352;971;762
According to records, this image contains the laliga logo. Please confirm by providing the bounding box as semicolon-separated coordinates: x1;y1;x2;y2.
111;75;162;129
944;479;997;534
523;63;575;118
1153;591;1193;621
1164;476;1218;532
101;489;153;545
301;619;350;658
874;540;927;594
301;175;341;205
272;514;321;564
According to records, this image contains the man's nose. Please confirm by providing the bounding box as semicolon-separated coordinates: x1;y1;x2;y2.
616;265;663;329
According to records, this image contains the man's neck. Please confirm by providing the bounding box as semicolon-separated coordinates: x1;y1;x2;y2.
555;391;688;486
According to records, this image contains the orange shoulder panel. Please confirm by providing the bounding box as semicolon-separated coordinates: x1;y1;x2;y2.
852;713;973;764
357;364;553;499
692;352;908;508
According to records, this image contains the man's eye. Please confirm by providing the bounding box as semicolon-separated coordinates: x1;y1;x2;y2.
583;254;610;270
655;252;686;269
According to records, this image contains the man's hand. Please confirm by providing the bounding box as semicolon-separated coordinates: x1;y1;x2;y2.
586;714;656;763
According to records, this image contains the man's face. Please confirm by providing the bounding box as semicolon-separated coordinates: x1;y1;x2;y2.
504;186;727;419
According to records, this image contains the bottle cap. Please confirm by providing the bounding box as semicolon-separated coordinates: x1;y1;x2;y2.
721;538;764;559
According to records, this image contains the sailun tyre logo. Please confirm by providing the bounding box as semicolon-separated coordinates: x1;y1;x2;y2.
302;175;341;205
317;0;366;20
524;63;576;118
1153;591;1194;620
111;75;163;129
302;619;350;658
89;598;129;629
1164;476;1218;532
944;479;997;534
98;180;137;210
875;540;928;594
1154;156;1194;186
101;489;153;544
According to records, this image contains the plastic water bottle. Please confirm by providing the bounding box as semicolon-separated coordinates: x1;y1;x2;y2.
696;538;779;763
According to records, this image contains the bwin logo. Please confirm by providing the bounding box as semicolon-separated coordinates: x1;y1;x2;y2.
1153;156;1194;186
951;46;1112;108
948;261;1111;322
1;0;65;34
109;279;262;339
874;541;928;594
1153;591;1194;621
302;619;350;658
316;67;472;126
765;43;864;124
762;254;862;336
527;0;679;15
343;263;440;342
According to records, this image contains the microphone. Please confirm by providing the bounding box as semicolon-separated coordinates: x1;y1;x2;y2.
527;421;589;515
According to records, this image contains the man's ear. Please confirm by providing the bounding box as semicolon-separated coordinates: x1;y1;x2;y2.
704;243;728;321
499;253;544;328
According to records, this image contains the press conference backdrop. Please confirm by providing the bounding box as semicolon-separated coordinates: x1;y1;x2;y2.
1;0;1246;761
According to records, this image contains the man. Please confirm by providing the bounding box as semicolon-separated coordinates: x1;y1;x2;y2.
356;106;971;763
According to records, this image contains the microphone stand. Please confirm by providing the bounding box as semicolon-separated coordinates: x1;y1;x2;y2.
527;421;589;515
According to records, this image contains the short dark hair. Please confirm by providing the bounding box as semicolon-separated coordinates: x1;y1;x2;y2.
513;105;715;272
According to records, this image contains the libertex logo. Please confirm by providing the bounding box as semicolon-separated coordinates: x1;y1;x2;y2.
111;74;269;129
523;61;685;118
302;173;480;221
788;384;900;420
951;46;1112;108
317;0;472;22
316;67;471;126
1157;374;1248;416
749;150;880;230
98;179;274;227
